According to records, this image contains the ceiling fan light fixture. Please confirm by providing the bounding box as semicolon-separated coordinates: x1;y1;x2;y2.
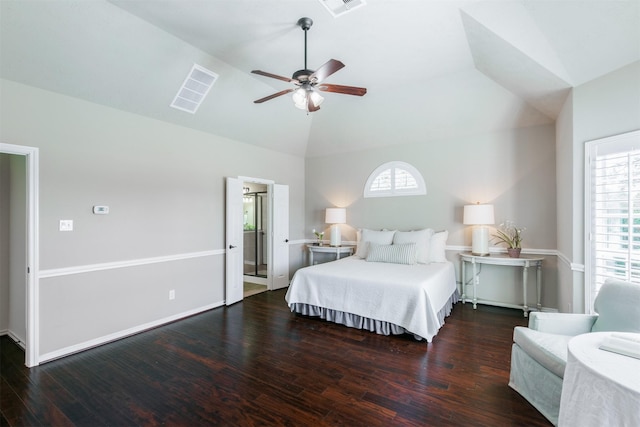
292;87;307;108
292;86;324;111
310;91;324;107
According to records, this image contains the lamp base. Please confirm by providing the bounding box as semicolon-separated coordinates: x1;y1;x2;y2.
330;224;341;247
471;226;490;256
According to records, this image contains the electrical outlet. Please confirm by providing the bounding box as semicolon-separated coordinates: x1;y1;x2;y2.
169;290;175;300
59;220;73;231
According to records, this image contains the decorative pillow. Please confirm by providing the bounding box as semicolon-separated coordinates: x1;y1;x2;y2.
355;228;396;258
392;229;434;264
428;230;448;262
366;243;417;265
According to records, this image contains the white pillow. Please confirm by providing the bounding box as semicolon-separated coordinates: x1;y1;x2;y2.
366;243;417;265
392;229;434;264
429;230;448;262
355;228;396;258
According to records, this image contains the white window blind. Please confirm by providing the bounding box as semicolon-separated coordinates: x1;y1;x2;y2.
369;169;392;192
364;161;426;198
395;168;418;190
587;130;640;310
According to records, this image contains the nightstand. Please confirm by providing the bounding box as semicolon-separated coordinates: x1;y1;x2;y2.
307;244;355;266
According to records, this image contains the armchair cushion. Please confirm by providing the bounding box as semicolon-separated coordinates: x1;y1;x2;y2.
513;327;573;378
591;278;640;333
528;312;598;335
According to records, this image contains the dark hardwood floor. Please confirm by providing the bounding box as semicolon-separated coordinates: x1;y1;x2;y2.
1;289;549;426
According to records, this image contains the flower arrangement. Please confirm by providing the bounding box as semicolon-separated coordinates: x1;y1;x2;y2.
312;229;324;245
493;221;525;249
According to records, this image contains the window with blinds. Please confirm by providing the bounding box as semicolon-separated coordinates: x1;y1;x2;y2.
586;130;640;310
364;161;426;198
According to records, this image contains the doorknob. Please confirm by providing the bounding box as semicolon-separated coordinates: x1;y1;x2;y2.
229;244;236;249
285;239;289;243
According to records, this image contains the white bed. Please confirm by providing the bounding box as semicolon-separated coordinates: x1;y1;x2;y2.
285;254;458;343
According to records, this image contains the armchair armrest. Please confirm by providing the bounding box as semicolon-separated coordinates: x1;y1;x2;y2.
528;312;598;336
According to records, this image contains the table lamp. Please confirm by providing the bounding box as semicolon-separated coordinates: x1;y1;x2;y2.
325;208;346;247
463;203;495;256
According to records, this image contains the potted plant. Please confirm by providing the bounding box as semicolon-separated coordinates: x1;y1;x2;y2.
312;229;324;246
493;221;525;257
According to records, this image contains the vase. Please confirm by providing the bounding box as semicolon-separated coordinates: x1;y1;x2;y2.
507;248;521;258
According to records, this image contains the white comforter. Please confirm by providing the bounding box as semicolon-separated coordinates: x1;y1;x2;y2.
285;256;457;342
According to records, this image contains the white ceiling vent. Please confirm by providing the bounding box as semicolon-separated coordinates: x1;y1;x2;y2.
170;64;218;114
318;0;366;18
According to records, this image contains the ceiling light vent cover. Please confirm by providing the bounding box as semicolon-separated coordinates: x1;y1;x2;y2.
318;0;366;17
170;64;218;114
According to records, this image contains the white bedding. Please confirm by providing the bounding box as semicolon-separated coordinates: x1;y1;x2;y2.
285;256;458;342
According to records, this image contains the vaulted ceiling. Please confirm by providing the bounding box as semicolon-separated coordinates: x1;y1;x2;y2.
1;1;638;157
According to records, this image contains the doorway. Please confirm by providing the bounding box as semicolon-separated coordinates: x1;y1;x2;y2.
0;143;39;367
1;152;26;348
242;183;268;296
226;177;289;305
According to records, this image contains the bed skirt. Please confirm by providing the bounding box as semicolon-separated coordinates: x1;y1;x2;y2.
288;290;459;342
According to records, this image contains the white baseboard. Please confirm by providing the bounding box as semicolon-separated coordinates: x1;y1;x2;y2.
39;301;224;364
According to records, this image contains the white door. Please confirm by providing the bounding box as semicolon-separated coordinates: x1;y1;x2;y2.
270;184;290;290
225;177;243;305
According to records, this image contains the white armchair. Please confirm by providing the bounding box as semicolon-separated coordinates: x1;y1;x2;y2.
509;279;640;425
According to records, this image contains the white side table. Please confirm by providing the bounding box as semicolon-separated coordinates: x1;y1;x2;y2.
559;332;640;426
459;252;543;317
307;244;355;266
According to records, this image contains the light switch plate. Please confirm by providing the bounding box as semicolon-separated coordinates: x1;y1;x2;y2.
59;220;73;231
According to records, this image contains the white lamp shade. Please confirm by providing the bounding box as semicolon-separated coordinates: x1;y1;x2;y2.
325;208;346;224
463;204;495;225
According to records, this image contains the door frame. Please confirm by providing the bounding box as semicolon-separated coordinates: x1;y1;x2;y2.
0;143;39;367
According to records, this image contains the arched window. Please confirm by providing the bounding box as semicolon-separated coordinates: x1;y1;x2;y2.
364;161;426;198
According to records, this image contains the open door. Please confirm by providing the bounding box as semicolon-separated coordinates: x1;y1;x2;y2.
225;177;243;305
270;184;289;290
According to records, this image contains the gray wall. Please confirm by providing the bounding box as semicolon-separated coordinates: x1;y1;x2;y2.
0;79;307;358
306;124;559;310
556;60;640;313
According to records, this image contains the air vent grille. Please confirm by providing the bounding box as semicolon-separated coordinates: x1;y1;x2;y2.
170;64;218;114
318;0;366;17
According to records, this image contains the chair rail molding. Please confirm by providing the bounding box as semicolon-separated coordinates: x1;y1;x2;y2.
39;250;222;278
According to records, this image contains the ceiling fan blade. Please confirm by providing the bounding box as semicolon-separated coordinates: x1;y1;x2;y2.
309;59;345;84
251;70;294;83
316;83;367;97
254;89;295;104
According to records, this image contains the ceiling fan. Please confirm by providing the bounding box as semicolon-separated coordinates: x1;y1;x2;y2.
251;17;367;113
